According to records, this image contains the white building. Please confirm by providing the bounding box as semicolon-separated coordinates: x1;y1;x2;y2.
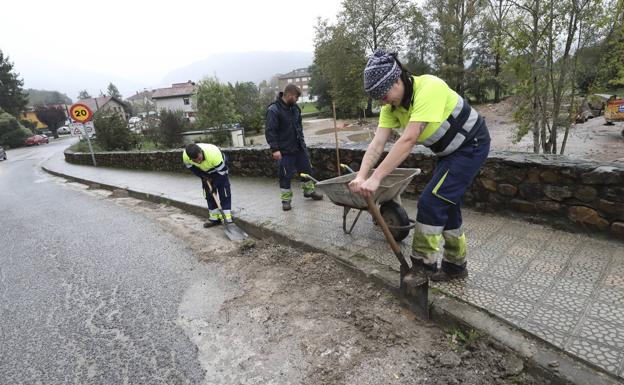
151;81;198;122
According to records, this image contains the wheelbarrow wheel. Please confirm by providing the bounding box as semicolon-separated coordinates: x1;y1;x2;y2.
380;201;410;242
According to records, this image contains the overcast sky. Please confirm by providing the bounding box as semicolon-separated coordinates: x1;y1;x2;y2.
1;0;341;99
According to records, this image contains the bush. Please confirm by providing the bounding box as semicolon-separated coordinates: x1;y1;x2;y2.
158;110;187;148
19;119;36;130
0;111;30;148
92;111;137;151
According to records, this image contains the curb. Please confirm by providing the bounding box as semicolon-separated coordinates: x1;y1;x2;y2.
42;165;623;385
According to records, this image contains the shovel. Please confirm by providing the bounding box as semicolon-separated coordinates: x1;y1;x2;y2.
206;180;249;241
365;195;429;320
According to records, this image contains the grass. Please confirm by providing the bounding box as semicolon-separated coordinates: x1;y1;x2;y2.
68;139;165;153
68;140;104;152
300;102;318;113
446;327;483;349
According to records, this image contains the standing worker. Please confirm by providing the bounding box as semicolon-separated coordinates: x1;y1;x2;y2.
349;50;490;281
265;84;323;211
183;142;233;228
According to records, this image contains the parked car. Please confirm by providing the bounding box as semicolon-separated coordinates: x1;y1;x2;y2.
0;146;6;160
128;116;142;125
57;126;71;134
25;134;49;146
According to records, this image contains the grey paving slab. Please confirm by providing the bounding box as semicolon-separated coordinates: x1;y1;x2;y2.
43;152;624;379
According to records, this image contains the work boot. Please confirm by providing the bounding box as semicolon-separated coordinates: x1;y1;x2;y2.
304;190;324;200
410;256;438;277
282;201;292;211
430;260;468;281
203;220;221;228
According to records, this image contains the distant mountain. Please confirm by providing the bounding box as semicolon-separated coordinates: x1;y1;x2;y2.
161;51;314;85
26;89;72;106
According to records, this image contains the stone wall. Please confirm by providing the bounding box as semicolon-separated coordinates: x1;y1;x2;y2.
65;144;624;240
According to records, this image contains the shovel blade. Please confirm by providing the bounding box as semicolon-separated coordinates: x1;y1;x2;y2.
223;223;249;241
400;271;429;320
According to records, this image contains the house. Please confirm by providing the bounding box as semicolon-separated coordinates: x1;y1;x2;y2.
77;96;127;121
277;68;314;103
126;90;156;118
21;109;47;129
151;81;198;122
21;105;71;129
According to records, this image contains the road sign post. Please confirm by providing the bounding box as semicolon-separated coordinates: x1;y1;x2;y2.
69;103;97;167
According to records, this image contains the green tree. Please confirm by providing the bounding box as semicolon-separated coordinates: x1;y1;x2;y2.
308;63;332;113
230;81;267;134
595;0;624;88
483;0;513;102
313;20;368;118
107;82;122;99
339;0;413;53
157;110;187;148
77;90;92;100
195;77;240;147
405;6;434;75
428;0;484;95
506;0;551;153
0;109;30;148
34;105;66;138
92;110;136;151
0;50;28;117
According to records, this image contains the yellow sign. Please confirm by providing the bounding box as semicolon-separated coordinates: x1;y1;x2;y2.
69;103;93;123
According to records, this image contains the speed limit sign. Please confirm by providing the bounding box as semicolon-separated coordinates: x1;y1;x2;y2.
69;103;93;123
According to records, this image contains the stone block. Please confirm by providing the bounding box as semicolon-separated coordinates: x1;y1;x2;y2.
568;206;610;230
535;200;563;213
510;199;537;213
527;168;541;183
540;170;559;184
598;199;624;221
518;183;543;199
581;166;622;185
497;184;518;197
573;186;598;203
480;178;498;192
611;222;624;239
543;185;573;201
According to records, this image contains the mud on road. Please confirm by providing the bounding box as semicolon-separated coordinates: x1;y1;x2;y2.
82;184;545;385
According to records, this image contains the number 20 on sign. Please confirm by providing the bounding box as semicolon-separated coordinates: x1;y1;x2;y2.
69;103;93;123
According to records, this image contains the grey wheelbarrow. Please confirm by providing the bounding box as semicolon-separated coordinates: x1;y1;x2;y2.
301;165;429;319
303;165;418;242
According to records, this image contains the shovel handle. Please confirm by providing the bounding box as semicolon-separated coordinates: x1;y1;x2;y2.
365;195;410;272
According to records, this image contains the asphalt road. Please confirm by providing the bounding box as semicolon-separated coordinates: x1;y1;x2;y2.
0;139;210;384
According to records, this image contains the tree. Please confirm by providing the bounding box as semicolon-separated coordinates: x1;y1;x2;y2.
405;6;434;75
595;0;624;88
428;0;484;95
92;110;136;151
308;63;332;113
77;90;92;100
0;108;30;148
0;50;28;117
506;0;550;153
107;82;122;99
156;110;187;148
313;19;368;118
339;0;413;54
230;82;268;134
484;0;513;102
34;105;66;138
195;77;240;147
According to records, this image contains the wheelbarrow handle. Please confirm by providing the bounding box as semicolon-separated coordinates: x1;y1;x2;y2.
299;173;320;184
364;195;410;272
340;164;355;174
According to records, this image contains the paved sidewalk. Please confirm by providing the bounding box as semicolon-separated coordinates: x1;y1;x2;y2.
43;151;624;379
